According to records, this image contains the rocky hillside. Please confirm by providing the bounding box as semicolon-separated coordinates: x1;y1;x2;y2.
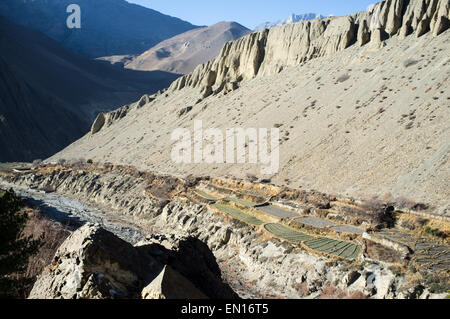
50;0;450;214
29;223;237;299
0;17;179;162
122;22;251;74
1;164;448;298
0;0;198;57
168;0;449;92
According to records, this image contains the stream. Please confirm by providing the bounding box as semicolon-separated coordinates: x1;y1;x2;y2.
0;181;145;244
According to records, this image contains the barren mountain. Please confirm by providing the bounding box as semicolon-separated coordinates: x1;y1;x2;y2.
0;0;198;57
122;22;251;74
255;13;325;31
0;17;179;162
50;0;450;214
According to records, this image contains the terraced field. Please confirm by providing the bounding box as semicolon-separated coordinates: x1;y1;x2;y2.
376;229;420;247
264;223;313;243
204;184;235;196
331;225;365;235
295;216;336;228
415;246;450;272
194;189;220;201
304;238;362;260
212;204;264;226
257;205;299;219
187;191;215;204
376;229;450;273
226;197;259;208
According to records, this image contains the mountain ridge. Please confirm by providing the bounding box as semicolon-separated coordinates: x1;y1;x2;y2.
0;16;179;162
0;0;199;57
49;0;450;212
167;0;449;96
122;21;251;74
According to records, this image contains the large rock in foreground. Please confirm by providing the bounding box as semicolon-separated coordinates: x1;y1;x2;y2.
29;223;237;299
29;224;146;299
141;265;208;299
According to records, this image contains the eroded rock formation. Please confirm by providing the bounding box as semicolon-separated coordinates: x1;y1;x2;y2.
169;0;449;96
29;223;237;299
88;0;449;134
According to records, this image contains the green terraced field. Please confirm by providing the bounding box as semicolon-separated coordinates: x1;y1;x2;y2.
264;223;314;243
194;189;219;201
226;197;258;207
304;238;361;260
212;204;264;226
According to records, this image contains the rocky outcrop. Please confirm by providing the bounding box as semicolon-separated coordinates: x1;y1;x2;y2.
90;104;133;135
29;223;237;299
141;265;207;299
87;0;449;136
90;113;106;135
29;224;147;299
5;167;447;299
167;0;449;97
90;94;157;134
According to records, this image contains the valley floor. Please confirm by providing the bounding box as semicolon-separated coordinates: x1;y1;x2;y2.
1;163;448;298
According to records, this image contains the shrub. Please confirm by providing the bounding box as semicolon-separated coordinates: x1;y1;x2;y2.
0;190;43;298
423;226;447;239
13;210;71;298
70;158;86;168
395;197;429;211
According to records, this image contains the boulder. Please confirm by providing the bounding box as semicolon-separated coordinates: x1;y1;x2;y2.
29;223;144;299
90;113;105;135
28;223;237;299
141;265;207;299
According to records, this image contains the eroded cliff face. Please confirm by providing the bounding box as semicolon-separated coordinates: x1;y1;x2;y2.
68;0;450;215
168;0;449;97
3;165;448;299
29;223;235;299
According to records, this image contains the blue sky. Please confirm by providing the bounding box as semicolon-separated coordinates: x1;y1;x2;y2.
127;0;377;29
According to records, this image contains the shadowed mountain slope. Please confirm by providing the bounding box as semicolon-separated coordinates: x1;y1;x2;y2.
0;17;179;162
0;0;199;58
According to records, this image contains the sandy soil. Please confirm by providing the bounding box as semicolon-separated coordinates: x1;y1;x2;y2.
50;31;450;215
